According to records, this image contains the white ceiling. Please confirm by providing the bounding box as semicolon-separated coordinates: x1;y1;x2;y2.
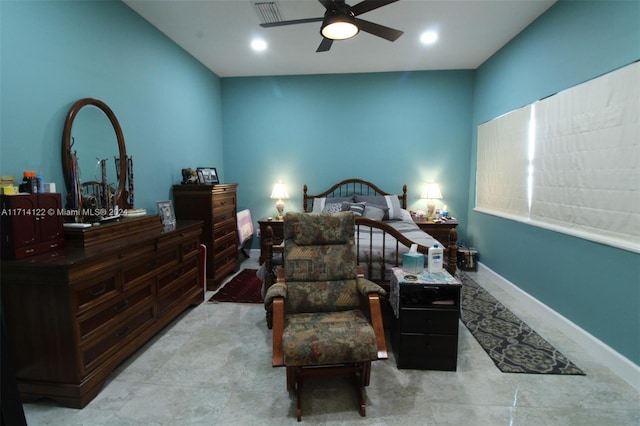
123;0;556;78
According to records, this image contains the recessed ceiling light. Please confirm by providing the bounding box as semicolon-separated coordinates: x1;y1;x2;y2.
251;38;268;52
420;31;438;45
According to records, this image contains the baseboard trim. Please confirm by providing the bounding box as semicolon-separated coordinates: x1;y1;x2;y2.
477;262;640;391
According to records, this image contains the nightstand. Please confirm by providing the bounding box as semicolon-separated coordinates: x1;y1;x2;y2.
258;217;284;264
412;217;459;247
390;267;461;371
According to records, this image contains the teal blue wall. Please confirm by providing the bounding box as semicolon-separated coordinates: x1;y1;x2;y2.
470;0;640;364
1;0;638;366
222;71;474;234
0;0;224;211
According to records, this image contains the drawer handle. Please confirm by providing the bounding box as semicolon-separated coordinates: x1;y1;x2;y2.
87;283;106;297
147;259;159;270
114;325;131;338
113;299;129;312
25;248;35;254
174;268;185;278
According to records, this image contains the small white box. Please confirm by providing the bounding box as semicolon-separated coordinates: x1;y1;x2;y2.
43;183;56;193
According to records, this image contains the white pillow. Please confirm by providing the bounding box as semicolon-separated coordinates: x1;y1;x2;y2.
312;198;326;212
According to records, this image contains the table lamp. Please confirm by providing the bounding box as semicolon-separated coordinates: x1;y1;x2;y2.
270;181;289;220
421;183;442;222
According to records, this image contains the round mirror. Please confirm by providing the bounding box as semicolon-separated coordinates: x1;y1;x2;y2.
62;98;131;213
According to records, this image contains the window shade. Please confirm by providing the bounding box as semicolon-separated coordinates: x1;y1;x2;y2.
476;105;531;219
475;61;640;252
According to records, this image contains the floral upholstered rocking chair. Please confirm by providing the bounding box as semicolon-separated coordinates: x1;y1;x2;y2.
264;211;388;421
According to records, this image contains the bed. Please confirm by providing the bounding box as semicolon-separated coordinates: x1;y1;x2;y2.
261;178;458;290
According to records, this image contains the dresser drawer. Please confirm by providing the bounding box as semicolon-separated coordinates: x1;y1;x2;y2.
77;281;155;342
400;284;460;308
81;303;155;374
156;227;201;252
158;257;198;292
73;272;120;315
215;254;237;280
157;268;199;317
180;236;200;260
399;307;459;335
122;248;179;289
212;207;236;225
84;243;155;279
395;333;458;371
212;193;236;210
213;231;236;254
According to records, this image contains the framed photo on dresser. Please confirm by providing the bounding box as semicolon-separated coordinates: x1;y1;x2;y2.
197;167;219;185
157;200;176;226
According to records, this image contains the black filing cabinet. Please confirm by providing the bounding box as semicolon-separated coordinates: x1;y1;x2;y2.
392;279;461;371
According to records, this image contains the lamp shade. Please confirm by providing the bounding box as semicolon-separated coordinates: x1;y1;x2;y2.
321;11;359;40
270;182;289;200
421;183;443;200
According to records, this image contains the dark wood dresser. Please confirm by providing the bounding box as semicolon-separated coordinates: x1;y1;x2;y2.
0;217;203;408
172;184;238;290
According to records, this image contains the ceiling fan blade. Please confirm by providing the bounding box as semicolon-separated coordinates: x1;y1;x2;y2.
260;17;324;28
316;37;334;52
350;0;400;17
318;0;337;10
354;18;403;42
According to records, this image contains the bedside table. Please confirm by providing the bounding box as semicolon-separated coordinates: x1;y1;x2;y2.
258;217;284;264
412;217;459;247
390;267;461;371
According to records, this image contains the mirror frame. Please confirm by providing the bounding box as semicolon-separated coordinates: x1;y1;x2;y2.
61;98;130;209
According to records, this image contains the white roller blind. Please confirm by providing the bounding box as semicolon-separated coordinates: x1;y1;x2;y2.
475;61;640;253
476;105;531;219
533;62;640;248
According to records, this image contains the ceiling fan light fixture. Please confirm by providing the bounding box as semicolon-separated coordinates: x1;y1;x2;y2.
321;12;359;40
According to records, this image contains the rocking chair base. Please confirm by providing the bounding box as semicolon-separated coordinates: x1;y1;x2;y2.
286;362;371;421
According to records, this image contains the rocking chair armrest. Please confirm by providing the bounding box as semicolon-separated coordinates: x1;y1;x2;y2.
368;293;388;360
272;296;285;367
356;276;387;298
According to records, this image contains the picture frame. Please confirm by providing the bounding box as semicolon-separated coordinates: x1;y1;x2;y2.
157;200;176;226
196;167;219;185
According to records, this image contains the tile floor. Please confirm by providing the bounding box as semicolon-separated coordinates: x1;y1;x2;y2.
21;256;640;425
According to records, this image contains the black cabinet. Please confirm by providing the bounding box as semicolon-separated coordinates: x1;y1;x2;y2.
391;270;461;371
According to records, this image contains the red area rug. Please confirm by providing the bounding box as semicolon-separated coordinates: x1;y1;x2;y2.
208;269;263;304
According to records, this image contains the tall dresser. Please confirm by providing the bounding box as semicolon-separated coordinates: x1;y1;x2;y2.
173;184;238;290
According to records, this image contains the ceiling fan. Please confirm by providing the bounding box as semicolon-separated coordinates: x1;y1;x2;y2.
260;0;404;52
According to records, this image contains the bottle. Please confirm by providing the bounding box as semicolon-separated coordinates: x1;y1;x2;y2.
36;174;44;193
428;243;444;273
21;171;37;193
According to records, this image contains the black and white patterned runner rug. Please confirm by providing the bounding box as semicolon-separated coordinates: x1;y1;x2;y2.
460;274;585;375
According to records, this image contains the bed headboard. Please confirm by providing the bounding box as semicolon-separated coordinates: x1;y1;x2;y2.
303;178;408;212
